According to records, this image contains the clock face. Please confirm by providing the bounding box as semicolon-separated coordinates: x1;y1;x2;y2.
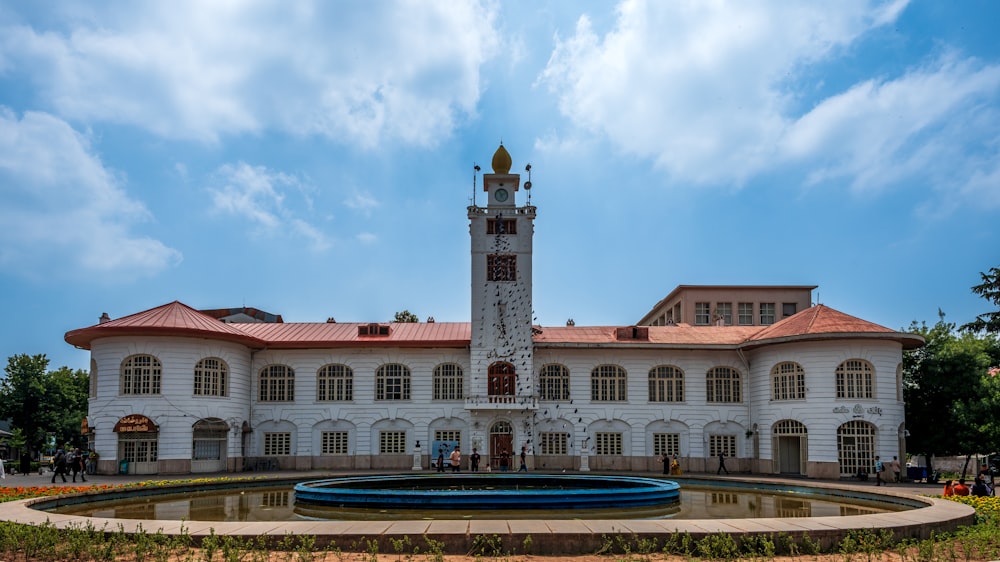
495;188;509;202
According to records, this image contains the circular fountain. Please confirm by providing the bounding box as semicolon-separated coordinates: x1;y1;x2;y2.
293;474;680;510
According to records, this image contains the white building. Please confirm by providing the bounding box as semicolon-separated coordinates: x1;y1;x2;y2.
65;145;922;479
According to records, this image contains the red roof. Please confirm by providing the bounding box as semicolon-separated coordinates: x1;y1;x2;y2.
65;301;264;349
65;302;922;351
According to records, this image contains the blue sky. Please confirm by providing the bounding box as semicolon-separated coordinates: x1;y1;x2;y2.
0;1;997;372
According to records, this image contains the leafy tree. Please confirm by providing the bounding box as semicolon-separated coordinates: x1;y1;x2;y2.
962;266;1000;334
904;317;1000;475
393;310;419;323
0;354;89;452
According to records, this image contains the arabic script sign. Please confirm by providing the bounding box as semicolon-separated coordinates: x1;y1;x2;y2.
113;414;157;433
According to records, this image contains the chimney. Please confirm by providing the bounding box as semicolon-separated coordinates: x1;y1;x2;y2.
99;312;111;324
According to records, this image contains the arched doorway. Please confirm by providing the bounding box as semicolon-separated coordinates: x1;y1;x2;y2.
488;362;516;403
489;420;513;470
772;420;807;475
192;418;229;473
837;420;876;478
114;414;159;475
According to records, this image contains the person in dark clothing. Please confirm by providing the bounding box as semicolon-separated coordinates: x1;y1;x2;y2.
717;452;729;475
518;446;528;472
436;448;445;472
971;476;990;497
19;452;31;476
470;448;481;472
51;449;67;483
70;448;87;482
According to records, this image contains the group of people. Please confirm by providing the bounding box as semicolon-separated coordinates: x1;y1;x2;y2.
658;453;683;475
943;476;992;497
50;447;88;483
435;445;530;472
872;455;903;485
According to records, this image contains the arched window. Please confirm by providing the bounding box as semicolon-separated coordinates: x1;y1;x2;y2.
194;357;228;397
837;420;876;478
90;357;98;398
771;361;805;400
317;364;353;401
539;364;570;401
591;365;627;401
120;354;162;395
836;359;874;399
433;363;464;400
376;363;411;400
772;420;807;435
649;365;684;402
259;364;294;402
488;362;516;403
706;366;742;403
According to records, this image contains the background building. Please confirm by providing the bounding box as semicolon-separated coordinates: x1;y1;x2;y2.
65;145;922;479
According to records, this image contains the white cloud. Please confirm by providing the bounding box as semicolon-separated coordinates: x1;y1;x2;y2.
0;108;182;280
344;191;380;216
208;162;330;251
782;55;1000;210
356;232;378;244
539;0;902;185
0;1;500;146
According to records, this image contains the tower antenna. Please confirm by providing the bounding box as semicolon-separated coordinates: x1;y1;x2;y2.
524;163;533;204
472;163;481;206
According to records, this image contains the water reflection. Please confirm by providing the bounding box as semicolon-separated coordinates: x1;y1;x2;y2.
56;485;903;522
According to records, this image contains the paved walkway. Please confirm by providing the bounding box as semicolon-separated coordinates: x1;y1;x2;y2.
0;469;975;555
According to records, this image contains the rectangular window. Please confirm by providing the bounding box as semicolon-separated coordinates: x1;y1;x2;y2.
760;303;776;325
263;432;291;456
653;433;680;457
487;254;517;281
318;366;353;401
538;432;568;455
695;302;710;325
708;434;736;458
738;302;753;325
715;302;732;325
379;431;406;454
782;302;797;317
486;218;517;235
320;431;349;455
434;430;462;443
594;432;623;455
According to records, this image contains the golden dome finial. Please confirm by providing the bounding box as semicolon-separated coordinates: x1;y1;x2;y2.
491;143;512;174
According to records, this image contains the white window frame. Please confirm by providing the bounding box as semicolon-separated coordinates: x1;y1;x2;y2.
317;364;353;401
594;432;623;455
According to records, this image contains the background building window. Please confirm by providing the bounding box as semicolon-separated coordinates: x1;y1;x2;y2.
715;302;732;325
121;354;162;395
706;366;742;403
433;363;464;400
259;364;294;402
194;357;228;397
539;432;568;455
760;303;775;325
836;359;875;399
648;365;684;402
379;431;406;453
594;432;623;455
376;364;411;400
317;364;353;401
487;254;517;281
263;432;291;456
591;364;627;401
708;434;736;458
782;302;798;317
539;364;570;401
320;431;349;455
653;433;680;457
738;303;753;325
695;302;711;325
487;218;517;234
771;361;806;400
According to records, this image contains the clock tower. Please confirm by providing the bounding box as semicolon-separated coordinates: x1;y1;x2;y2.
467;144;537;457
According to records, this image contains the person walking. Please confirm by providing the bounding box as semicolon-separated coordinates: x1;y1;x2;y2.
470;448;481;472
51;448;67;483
717;452;729;475
70;448;87;482
436;447;445;473
19;451;31;476
518;446;528;472
874;456;885;486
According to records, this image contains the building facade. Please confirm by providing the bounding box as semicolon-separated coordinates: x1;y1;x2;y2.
66;145;922;479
